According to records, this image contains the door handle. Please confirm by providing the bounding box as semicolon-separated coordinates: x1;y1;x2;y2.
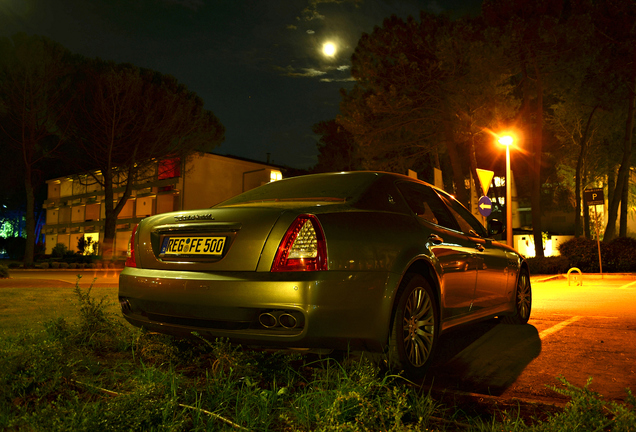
428;234;443;245
475;244;485;252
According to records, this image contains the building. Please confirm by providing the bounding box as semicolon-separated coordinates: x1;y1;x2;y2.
42;153;282;256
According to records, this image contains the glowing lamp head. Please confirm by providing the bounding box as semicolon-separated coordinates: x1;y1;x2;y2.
498;135;514;146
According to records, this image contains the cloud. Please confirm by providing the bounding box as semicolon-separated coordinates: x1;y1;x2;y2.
320;77;356;82
275;65;327;78
306;29;315;34
337;65;350;71
287;24;298;30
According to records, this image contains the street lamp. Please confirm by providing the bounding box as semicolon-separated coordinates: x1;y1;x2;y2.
498;135;514;247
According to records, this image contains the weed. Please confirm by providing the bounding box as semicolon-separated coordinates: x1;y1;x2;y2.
1;285;635;431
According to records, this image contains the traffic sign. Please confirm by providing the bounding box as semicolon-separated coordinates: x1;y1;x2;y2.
584;187;604;206
476;169;494;196
478;196;492;217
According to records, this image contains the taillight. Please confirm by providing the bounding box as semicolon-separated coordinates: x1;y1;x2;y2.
272;215;327;272
125;224;139;267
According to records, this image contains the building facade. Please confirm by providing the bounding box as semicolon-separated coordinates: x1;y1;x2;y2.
42;153;282;256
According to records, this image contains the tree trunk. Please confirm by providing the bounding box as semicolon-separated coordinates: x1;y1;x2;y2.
445;127;467;206
604;63;636;241
575;106;598;238
620;174;629;237
583;170;591;239
23;167;35;267
101;168;116;260
531;62;544;258
468;134;484;198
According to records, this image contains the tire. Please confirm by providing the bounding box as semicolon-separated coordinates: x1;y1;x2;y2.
502;268;532;325
387;273;439;378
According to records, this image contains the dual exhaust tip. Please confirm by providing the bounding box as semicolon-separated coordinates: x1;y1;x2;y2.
259;311;301;329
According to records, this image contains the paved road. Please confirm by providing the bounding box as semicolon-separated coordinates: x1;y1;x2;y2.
426;274;636;405
3;270;635;405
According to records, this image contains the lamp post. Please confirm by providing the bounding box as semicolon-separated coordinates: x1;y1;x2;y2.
498;135;513;247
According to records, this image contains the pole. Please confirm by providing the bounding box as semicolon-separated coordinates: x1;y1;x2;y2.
594;205;603;276
506;145;513;247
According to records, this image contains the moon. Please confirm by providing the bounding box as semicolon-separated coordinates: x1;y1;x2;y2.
322;42;336;57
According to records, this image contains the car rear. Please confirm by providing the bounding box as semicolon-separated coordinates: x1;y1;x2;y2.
118;172;400;351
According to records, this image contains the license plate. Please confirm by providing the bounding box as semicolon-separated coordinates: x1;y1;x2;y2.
160;236;226;256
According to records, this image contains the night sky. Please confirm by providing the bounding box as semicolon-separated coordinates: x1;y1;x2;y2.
1;0;481;169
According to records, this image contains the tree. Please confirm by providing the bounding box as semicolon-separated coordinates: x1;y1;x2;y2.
482;0;579;257
338;13;477;203
0;33;75;266
66;60;225;258
338;15;448;161
594;0;636;240
311;119;360;172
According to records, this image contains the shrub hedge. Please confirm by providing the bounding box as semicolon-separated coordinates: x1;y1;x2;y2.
529;236;636;274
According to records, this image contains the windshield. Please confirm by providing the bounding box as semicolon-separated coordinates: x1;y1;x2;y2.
216;172;379;207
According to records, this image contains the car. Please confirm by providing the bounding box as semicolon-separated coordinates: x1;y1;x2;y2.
119;171;531;377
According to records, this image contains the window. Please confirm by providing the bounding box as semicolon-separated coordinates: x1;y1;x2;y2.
396;182;458;230
159;158;181;180
437;191;488;238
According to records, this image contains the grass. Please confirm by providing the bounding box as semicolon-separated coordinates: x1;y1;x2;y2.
0;278;634;431
0;280;122;335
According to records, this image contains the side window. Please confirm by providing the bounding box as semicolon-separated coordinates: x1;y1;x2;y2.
437;191;488;238
396;182;459;231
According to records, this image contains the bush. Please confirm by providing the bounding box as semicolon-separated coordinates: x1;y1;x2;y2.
558;236;636;273
0;265;8;279
51;243;68;258
0;236;26;260
526;256;570;275
604;237;636;272
558;237;607;272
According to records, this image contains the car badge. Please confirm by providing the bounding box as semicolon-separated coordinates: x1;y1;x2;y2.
174;214;215;222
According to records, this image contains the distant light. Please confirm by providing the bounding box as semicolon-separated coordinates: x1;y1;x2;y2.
322;42;336;57
498;135;513;146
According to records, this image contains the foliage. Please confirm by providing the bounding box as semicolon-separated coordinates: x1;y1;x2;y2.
312;119;361;172
1;284;635;431
526;256;570;275
0;236;25;260
0;265;8;279
77;236;96;255
532;377;636;432
557;236;636;273
0;33;75;267
63;59;226;258
557;237;607;272
51;242;67;258
603;237;636;273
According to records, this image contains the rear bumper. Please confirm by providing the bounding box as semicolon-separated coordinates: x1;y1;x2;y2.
118;267;395;351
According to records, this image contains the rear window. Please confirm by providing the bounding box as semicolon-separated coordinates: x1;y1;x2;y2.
215;172;379;207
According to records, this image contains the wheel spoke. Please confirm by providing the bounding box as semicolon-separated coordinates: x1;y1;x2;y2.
517;275;531;319
402;286;435;367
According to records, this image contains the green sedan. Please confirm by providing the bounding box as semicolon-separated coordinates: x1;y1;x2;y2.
119;171;531;377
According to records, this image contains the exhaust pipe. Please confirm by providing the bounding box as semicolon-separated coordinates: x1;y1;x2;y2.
259;312;278;328
279;313;297;329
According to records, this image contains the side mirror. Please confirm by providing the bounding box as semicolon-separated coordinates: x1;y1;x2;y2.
488;219;504;237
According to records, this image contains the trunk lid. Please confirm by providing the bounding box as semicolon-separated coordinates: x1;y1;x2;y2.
135;207;285;272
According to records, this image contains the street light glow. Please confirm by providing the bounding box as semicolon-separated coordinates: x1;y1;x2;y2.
498;135;513;146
